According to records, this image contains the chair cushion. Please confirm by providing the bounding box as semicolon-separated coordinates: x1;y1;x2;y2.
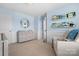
66;29;79;41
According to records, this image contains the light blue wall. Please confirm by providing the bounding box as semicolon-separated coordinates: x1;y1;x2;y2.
37;16;42;40
12;13;34;32
34;16;38;39
0;6;34;43
0;6;34;32
1;4;79;43
47;4;79;43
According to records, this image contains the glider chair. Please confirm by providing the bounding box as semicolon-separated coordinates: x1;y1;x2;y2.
52;29;79;56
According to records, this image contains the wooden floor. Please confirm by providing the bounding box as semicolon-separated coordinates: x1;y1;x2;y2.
8;40;55;56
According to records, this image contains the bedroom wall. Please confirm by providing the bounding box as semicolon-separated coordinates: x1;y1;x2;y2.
1;4;79;44
38;16;43;40
0;6;34;44
47;4;79;43
34;16;38;39
11;12;34;43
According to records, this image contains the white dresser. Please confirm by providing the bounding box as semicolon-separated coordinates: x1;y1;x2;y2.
17;30;34;43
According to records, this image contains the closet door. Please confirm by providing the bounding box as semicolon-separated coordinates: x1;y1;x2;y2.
43;17;47;42
42;14;47;42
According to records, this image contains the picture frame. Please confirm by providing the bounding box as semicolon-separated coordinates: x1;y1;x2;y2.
66;12;76;19
20;18;30;28
52;15;65;20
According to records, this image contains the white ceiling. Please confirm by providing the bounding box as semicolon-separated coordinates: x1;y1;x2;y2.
0;3;69;16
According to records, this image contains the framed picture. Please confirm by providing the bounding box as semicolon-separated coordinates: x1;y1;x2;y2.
66;12;76;19
51;22;66;28
52;15;65;20
51;22;75;28
20;18;30;28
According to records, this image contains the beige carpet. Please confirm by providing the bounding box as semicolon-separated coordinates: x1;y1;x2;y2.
8;40;55;56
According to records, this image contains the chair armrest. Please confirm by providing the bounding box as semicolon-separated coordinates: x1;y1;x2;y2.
57;41;79;56
53;38;65;42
